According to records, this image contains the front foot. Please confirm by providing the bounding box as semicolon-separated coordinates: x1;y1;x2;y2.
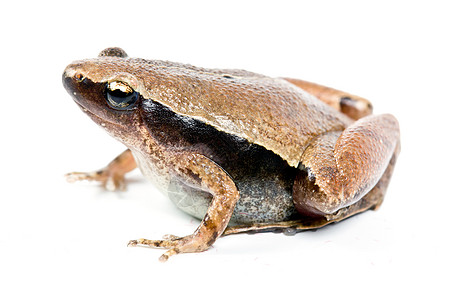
65;169;126;191
65;149;136;191
127;234;210;262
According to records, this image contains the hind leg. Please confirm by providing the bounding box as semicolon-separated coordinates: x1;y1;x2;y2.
223;143;399;236
283;78;373;120
223;114;400;236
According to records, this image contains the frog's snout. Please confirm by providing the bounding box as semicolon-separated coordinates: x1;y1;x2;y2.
63;63;84;82
62;65;78;94
62;63;93;108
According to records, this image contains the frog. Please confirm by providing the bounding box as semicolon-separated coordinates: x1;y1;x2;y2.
63;47;400;261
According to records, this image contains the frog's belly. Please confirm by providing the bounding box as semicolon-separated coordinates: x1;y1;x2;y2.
168;177;296;224
132;150;296;224
132;150;171;195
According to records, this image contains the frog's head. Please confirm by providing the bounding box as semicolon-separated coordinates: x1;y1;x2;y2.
63;47;149;141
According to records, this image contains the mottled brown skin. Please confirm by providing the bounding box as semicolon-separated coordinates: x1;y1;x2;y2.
63;47;400;260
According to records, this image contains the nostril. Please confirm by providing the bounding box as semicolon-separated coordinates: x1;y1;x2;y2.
74;72;85;82
63;63;83;79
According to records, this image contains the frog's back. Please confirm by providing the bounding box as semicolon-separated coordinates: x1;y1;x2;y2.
72;57;352;167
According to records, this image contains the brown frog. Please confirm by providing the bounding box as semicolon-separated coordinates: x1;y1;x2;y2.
63;47;400;261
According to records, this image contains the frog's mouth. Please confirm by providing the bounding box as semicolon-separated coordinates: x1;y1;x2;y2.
75;102;127;130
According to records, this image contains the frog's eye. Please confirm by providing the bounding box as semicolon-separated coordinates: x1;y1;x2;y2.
105;81;138;110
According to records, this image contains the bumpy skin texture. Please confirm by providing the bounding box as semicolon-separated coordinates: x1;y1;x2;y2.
294;115;399;216
64;54;353;168
63;47;400;260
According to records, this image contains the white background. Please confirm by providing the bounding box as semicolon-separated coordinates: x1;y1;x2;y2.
1;1;449;299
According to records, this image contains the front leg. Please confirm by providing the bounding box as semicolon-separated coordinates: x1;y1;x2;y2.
65;149;136;191
128;152;239;261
